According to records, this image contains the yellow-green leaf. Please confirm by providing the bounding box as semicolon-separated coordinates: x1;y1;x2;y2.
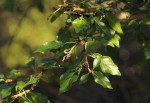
105;13;123;34
108;35;120;48
92;71;112;89
34;41;62;53
72;16;88;33
100;56;121;76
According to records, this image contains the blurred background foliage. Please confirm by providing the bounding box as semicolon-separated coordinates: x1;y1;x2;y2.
0;0;150;103
0;0;64;71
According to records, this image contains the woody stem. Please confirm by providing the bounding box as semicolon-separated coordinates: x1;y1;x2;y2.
84;54;92;73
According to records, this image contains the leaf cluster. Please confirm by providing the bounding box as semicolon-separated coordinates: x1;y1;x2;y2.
1;0;150;102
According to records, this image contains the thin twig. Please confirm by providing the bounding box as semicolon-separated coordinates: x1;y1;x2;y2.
11;89;30;100
84;54;92;73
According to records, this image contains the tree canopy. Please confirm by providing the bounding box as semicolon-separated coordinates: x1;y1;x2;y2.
0;0;150;103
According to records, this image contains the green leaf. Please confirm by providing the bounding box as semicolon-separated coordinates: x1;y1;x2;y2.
0;84;14;98
69;45;77;55
100;56;121;76
91;53;102;59
107;35;120;48
68;43;85;57
50;12;61;23
92;53;102;69
16;73;42;91
19;92;50;103
35;41;62;53
79;73;89;85
59;70;80;94
105;12;123;34
25;57;35;67
50;7;66;23
94;17;115;36
57;27;72;42
92;71;112;89
144;47;150;59
72;16;88;33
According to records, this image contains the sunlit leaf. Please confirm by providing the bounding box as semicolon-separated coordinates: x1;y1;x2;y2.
35;41;62;53
69;45;77;55
92;53;102;69
108;35;120;48
92;71;112;89
72;16;88;33
100;56;121;76
105;12;123;34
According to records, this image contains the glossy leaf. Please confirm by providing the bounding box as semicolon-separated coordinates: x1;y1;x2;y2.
16;73;42;91
92;53;102;69
79;73;89;85
0;84;14;98
94;17;115;36
59;70;80;94
72;16;88;33
100;56;121;76
91;53;102;59
35;41;62;53
19;92;50;103
108;35;120;48
92;71;112;89
105;12;123;34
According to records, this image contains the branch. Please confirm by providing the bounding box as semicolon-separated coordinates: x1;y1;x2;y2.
83;54;92;73
11;89;30;100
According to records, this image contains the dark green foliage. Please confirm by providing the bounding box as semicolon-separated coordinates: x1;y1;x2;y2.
0;84;14;99
0;0;150;102
19;92;50;103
